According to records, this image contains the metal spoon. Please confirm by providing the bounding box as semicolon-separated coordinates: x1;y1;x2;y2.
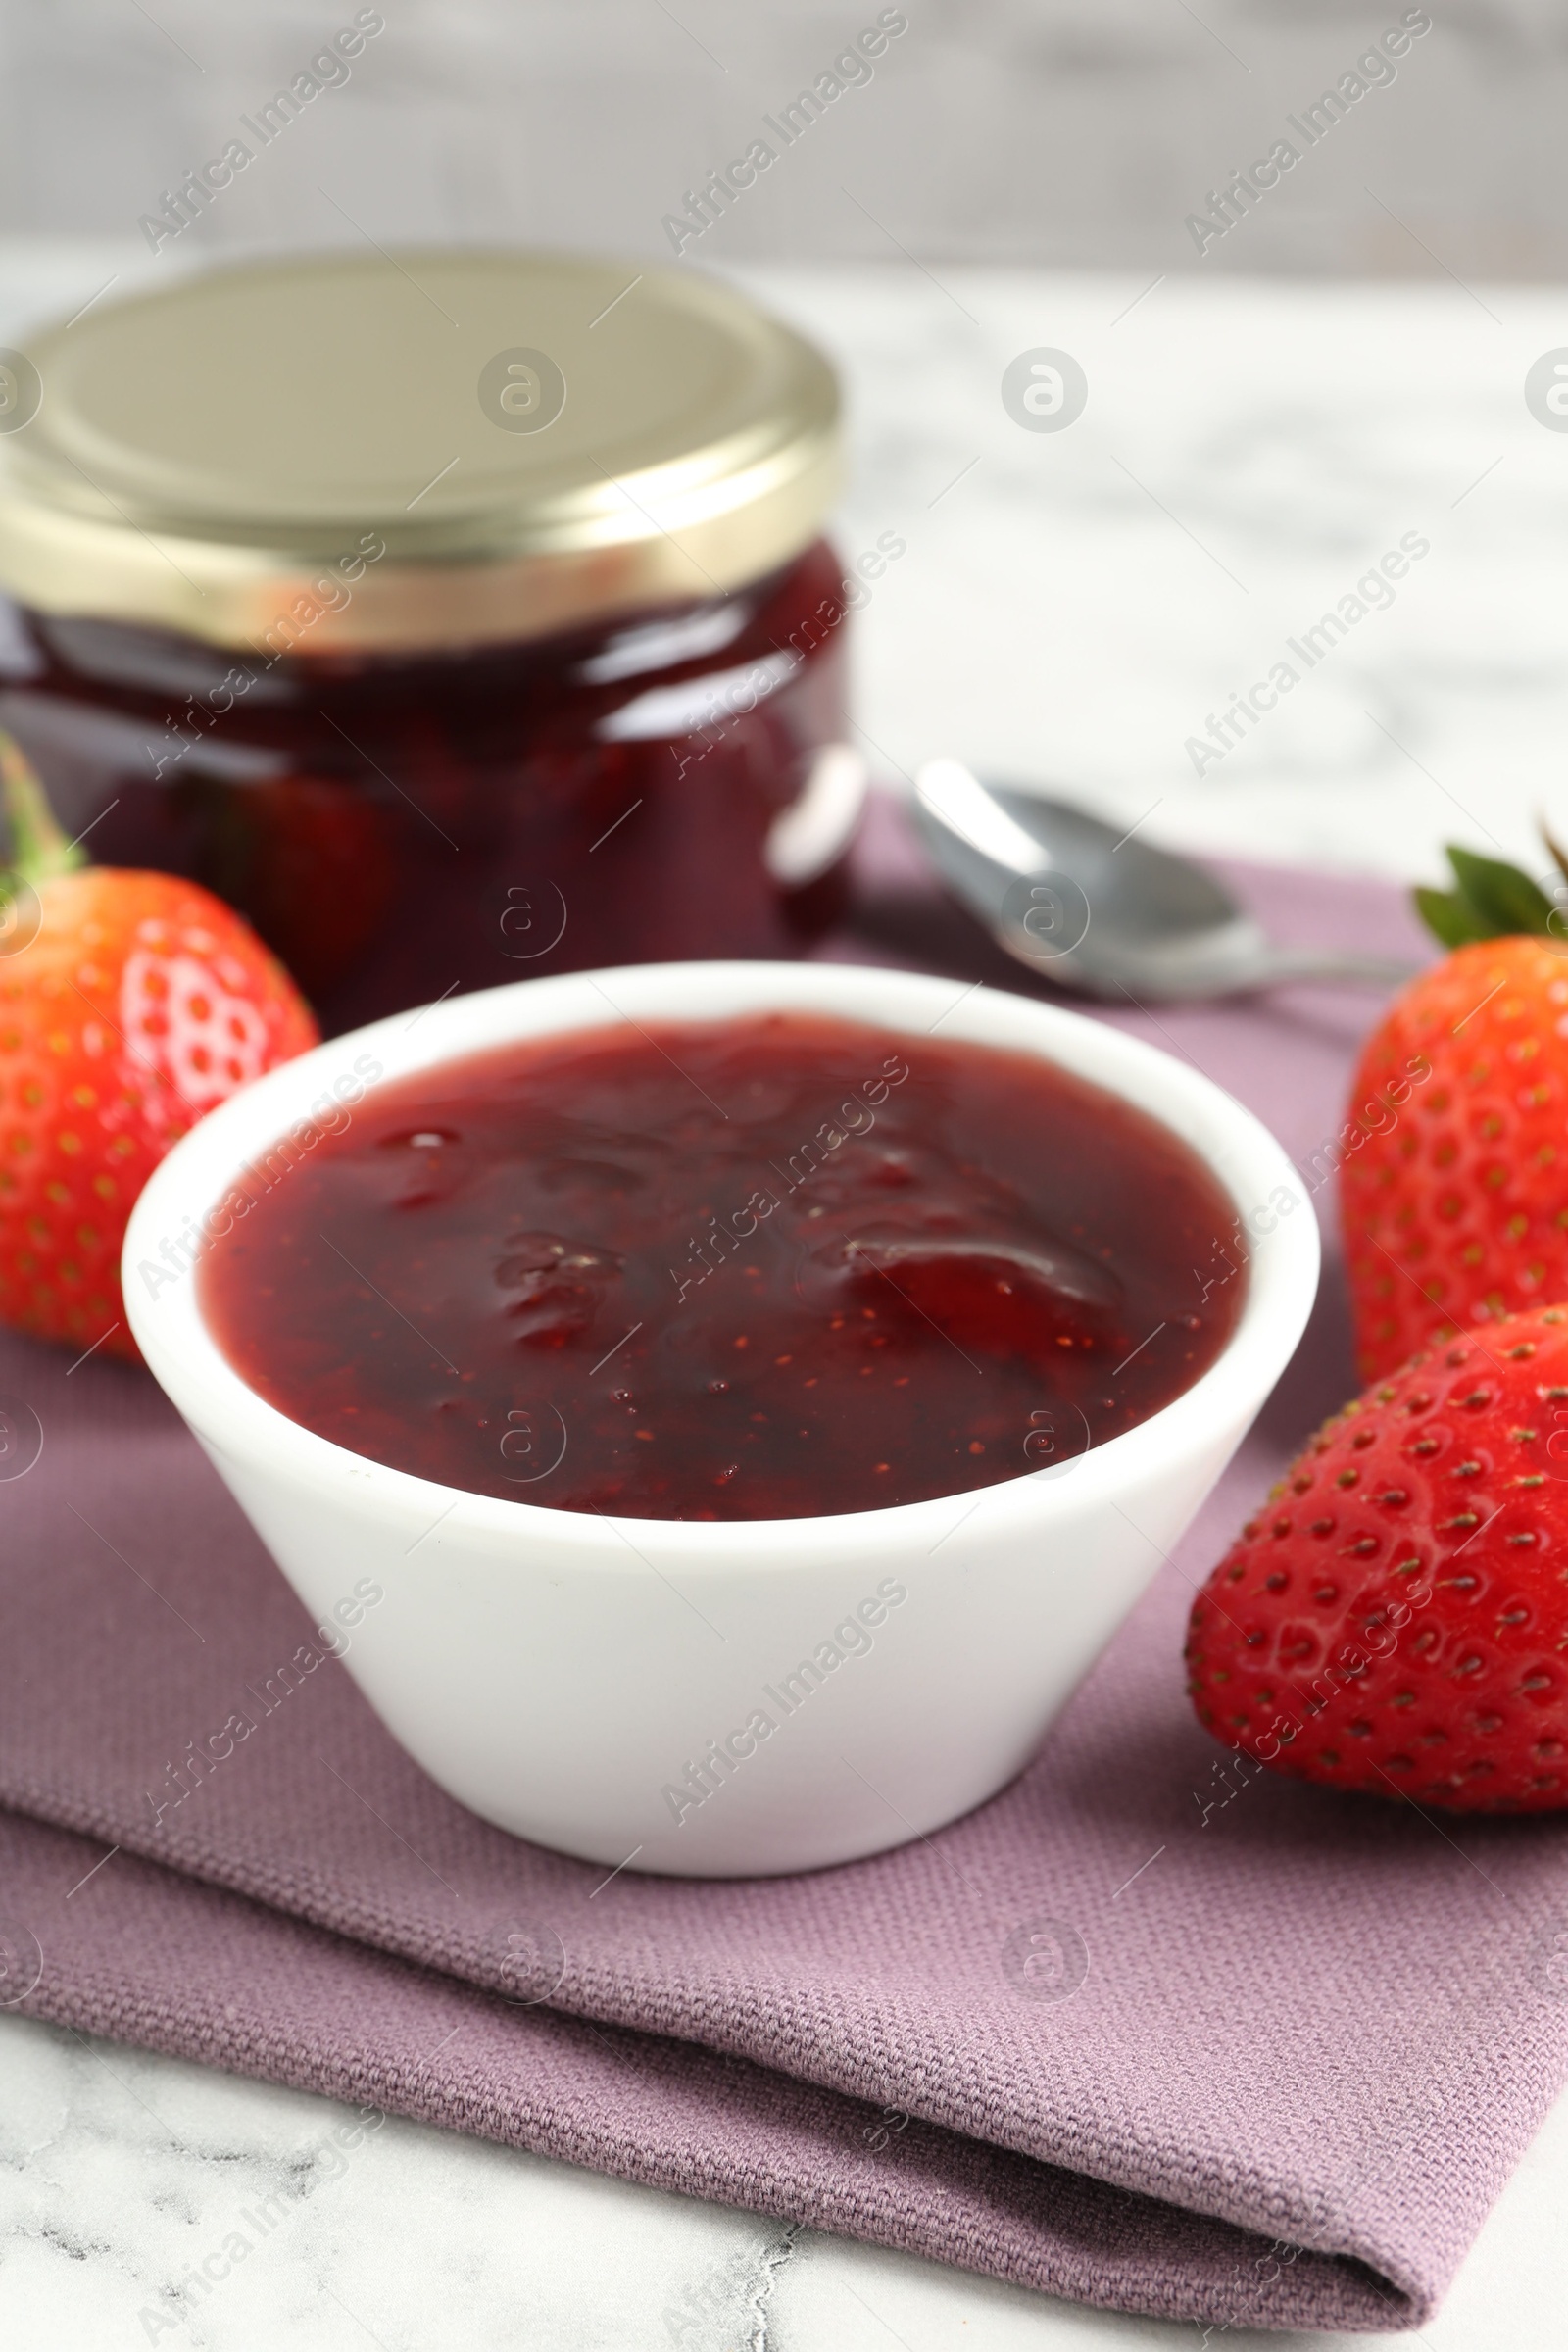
912;760;1420;1001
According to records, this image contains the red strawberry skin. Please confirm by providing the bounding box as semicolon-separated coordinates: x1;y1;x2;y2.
1185;1305;1568;1812
0;868;317;1359
1342;936;1568;1383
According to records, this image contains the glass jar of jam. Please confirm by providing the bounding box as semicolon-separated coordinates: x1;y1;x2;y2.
0;251;867;1031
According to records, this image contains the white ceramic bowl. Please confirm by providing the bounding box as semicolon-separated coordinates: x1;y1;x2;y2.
124;961;1319;1877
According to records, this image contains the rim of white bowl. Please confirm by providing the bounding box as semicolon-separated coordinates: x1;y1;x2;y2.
123;960;1321;1563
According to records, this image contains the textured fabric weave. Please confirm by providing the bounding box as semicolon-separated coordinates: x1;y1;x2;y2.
2;804;1565;2332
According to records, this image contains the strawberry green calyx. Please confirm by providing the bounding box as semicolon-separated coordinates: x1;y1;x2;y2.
0;727;87;895
1413;841;1566;949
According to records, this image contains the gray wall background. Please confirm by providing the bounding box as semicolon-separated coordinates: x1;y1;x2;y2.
0;1;1562;278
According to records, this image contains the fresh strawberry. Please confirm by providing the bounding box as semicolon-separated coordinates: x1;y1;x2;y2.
1185;1304;1568;1812
0;732;317;1360
1343;843;1568;1382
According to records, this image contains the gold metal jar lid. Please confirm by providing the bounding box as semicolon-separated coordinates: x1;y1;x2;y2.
0;249;841;655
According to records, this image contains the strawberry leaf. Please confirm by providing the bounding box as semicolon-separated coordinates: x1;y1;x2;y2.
1413;845;1557;947
1412;884;1491;949
1446;847;1555;935
1544;819;1568;901
0;729;86;890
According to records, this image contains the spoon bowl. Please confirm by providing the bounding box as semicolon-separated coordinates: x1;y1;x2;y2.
913;760;1418;1001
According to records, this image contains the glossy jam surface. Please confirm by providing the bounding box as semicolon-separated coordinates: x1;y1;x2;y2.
0;541;850;1032
200;1014;1247;1520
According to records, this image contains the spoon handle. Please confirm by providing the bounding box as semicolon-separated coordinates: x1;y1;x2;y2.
1249;948;1424;991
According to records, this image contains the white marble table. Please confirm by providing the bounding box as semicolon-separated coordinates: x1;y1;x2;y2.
5;243;1568;2347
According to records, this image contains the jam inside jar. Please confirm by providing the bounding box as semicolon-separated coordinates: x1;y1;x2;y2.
0;536;857;1034
0;249;861;1029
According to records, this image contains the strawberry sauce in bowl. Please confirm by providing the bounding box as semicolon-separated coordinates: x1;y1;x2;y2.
123;961;1317;1874
198;1014;1245;1520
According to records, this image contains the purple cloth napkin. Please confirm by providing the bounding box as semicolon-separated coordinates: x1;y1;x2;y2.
3;802;1567;2334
